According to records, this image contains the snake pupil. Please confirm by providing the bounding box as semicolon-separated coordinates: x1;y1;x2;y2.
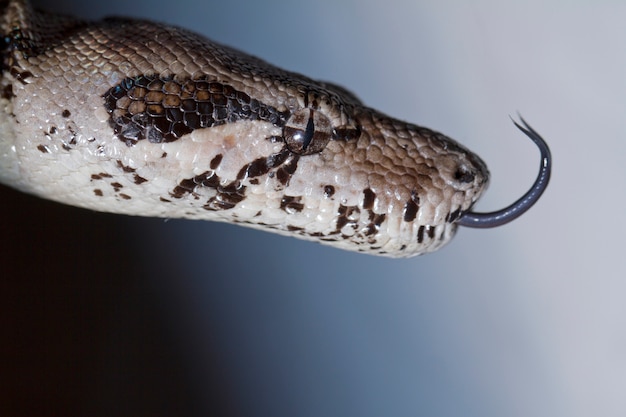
302;112;315;150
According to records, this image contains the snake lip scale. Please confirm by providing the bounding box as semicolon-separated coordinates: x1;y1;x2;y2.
0;0;551;258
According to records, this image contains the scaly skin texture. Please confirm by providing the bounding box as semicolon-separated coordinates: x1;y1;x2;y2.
0;0;489;257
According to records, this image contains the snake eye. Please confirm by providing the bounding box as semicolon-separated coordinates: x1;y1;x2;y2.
283;109;332;155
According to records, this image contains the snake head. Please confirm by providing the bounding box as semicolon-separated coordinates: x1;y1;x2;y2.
286;107;491;257
0;0;550;258
289;108;549;257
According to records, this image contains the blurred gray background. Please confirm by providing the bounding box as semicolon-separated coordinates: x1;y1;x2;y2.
1;0;624;416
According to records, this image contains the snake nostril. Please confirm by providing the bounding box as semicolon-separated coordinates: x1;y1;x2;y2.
454;167;475;183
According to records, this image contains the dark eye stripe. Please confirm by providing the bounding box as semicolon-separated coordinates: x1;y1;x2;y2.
103;74;290;146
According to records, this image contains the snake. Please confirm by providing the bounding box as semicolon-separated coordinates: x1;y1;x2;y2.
0;0;551;258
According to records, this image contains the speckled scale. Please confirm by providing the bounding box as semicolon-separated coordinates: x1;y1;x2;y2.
0;0;490;257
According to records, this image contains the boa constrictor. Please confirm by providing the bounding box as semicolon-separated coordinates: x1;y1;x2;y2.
0;0;551;257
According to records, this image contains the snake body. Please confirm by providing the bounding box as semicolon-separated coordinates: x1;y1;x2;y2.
0;0;551;257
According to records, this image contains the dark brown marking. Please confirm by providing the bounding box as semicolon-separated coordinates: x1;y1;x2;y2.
363;212;386;237
92;172;112;180
370;212;386;227
417;226;425;244
49;126;57;135
209;154;223;170
362;223;377;237
197;172;221;188
239;157;271;180
36;144;49;153
336;206;349;231
275;169;289;185
171;171;247;211
133;174;148;185
116;160;136;173
61;109;71;118
204;182;246;210
362;188;376;210
335;204;360;233
159;197;171;203
417;225;435;244
237;149;291;181
171;177;199;198
267;149;291;168
119;193;131;200
403;200;418;222
276;154;300;186
103;75;289;146
216;183;246;207
446;208;462;223
333;125;361;141
10;67;33;84
231;149;292;186
170;171;220;198
403;192;420;222
93;189;103;197
323;185;335;198
280;196;304;213
67;123;77;144
111;182;123;192
2;84;14;100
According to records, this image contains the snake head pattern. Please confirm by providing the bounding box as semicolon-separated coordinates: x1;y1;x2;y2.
0;0;550;257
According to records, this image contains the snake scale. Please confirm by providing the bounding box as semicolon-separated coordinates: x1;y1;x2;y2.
0;0;551;257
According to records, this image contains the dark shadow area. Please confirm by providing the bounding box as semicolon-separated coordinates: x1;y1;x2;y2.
0;185;235;417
